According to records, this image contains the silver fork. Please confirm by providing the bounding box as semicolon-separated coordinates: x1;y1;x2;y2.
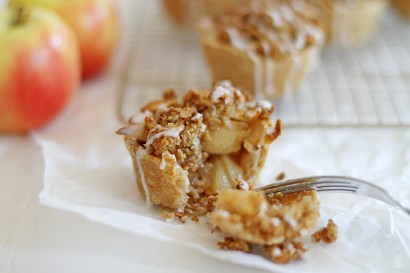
256;176;410;216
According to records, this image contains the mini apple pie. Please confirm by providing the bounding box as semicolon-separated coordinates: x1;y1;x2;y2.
199;0;324;99
117;81;281;215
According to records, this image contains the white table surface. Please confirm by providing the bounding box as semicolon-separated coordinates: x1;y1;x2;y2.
1;1;410;272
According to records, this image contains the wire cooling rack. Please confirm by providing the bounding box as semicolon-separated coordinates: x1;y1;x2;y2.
118;0;410;127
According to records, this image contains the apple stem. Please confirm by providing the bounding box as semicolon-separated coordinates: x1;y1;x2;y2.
10;6;28;26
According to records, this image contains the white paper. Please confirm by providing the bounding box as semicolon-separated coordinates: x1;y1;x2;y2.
34;80;410;273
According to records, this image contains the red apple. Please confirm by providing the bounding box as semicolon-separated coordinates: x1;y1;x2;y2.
11;0;120;79
0;6;80;133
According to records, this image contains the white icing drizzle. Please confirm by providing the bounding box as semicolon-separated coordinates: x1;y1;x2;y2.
217;209;231;218
177;207;184;213
154;103;168;122
145;126;184;147
300;229;309;236
219;80;233;88
129;111;152;124
225;27;248;49
237;180;250;191
238;100;272;110
160;154;167;170
271;217;282;227
224;28;264;99
295;31;307;50
249;52;263;100
200;123;207;133
211;85;235;104
191;112;202;121
265;58;276;96
304;24;324;45
116;125;141;137
272;247;283;257
266;126;277;135
279;4;295;22
268;9;283;28
258;201;268;215
136;149;152;206
258;100;273;109
284;213;298;228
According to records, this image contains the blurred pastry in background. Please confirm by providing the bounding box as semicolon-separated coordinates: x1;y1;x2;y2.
391;0;410;20
314;0;388;47
163;0;250;26
198;0;324;99
163;0;196;26
201;0;251;16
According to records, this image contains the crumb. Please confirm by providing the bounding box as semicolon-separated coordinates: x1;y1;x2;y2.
212;190;320;245
234;178;251;191
163;88;177;101
311;219;338;243
217;237;252;253
276;172;285;181
161;211;175;223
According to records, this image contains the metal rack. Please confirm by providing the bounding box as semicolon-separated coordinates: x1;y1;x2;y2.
118;0;410;127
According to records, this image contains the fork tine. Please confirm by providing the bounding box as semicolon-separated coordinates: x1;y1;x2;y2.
262;184;358;195
257;176;410;216
258;176;359;195
263;185;314;195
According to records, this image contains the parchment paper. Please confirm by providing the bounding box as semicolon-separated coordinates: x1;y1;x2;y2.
34;79;410;273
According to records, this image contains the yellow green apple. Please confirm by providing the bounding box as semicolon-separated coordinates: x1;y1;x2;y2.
0;6;80;132
11;0;120;79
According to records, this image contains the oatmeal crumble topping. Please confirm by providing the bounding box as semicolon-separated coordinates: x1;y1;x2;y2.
218;237;252;253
